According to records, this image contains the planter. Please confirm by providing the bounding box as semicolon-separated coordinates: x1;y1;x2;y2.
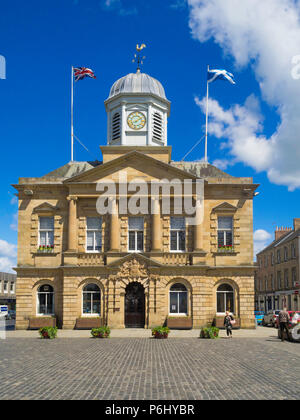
76;317;104;330
200;327;219;339
152;326;170;339
39;327;58;339
153;332;169;339
29;317;56;330
91;326;110;338
167;317;192;329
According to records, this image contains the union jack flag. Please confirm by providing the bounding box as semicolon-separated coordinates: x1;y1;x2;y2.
73;67;96;82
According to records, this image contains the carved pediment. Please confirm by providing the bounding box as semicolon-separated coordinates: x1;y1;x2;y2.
33;202;58;213
212;202;238;213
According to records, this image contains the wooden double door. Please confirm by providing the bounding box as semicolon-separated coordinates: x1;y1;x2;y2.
125;283;145;328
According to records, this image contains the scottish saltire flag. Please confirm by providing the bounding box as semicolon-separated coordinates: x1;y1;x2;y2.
74;67;96;82
207;69;236;85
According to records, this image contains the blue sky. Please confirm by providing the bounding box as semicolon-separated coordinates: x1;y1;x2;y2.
1;0;300;271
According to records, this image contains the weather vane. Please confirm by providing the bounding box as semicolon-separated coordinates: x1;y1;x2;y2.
132;44;146;72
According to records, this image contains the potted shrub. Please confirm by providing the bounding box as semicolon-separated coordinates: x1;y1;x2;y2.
200;326;219;339
91;326;111;338
152;326;170;339
39;326;58;339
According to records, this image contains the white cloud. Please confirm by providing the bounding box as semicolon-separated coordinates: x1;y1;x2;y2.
0;257;15;274
10;213;18;232
0;239;17;258
211;158;231;170
253;229;272;257
188;0;300;190
0;239;17;273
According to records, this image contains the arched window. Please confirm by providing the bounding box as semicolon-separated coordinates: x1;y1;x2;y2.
82;283;101;315
111;112;121;141
152;112;163;143
37;284;54;315
216;284;234;314
169;283;188;315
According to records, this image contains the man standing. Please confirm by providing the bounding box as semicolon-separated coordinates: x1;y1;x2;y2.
278;307;290;342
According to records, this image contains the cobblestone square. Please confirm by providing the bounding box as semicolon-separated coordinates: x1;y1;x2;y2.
0;336;299;400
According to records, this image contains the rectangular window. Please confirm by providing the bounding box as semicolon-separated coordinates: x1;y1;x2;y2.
170;217;186;251
284;247;288;261
217;217;233;249
86;217;102;252
284;270;289;288
277;271;282;289
271;274;274;290
10;282;14;294
291;243;296;258
292;267;297;286
3;281;8;293
39;217;54;247
128;217;144;252
271;253;274;266
276;250;281;264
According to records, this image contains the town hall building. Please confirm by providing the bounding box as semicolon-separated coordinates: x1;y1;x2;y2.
13;68;258;330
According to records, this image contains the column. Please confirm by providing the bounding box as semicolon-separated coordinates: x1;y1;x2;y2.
67;197;77;251
151;198;161;251
194;199;203;251
110;198;119;251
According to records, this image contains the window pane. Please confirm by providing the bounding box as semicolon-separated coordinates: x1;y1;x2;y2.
38;293;46;314
87;231;94;251
179;292;188;313
128;217;144;230
87;217;101;230
170;292;178;313
217;292;225;313
83;293;92;314
170;231;178;251
171;283;187;291
225;231;233;246
137;232;144;251
47;231;54;246
226;293;234;313
218;217;232;230
40;217;54;230
218;231;225;247
47;293;54;314
84;284;100;292
178;231;186;251
128;231;136;251
92;300;101;314
39;231;47;246
171;217;185;230
95;231;102;251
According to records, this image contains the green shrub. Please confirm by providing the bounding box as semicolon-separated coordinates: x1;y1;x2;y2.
39;327;58;339
152;326;170;339
200;326;219;339
91;326;111;338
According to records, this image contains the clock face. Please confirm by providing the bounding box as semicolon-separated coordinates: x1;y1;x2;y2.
127;112;146;130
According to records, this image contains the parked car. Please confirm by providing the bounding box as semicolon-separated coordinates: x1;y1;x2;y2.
262;310;280;327
254;311;265;325
275;311;300;329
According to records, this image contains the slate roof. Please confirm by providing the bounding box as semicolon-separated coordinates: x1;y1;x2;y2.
257;228;300;255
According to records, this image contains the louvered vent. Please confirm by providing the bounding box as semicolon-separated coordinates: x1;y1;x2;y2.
152;112;163;143
112;112;121;141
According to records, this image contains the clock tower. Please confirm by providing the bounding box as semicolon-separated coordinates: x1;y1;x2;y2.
104;69;170;147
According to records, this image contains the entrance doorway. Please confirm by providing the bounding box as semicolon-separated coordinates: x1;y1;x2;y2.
125;282;145;328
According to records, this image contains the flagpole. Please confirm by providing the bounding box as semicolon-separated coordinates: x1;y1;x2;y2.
71;66;74;162
205;65;209;163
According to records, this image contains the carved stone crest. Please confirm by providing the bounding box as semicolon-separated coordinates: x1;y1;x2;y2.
118;258;148;280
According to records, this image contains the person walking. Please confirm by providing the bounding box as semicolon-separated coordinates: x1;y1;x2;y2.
278;307;290;342
224;311;235;338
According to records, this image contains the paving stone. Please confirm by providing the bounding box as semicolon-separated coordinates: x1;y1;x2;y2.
0;337;299;400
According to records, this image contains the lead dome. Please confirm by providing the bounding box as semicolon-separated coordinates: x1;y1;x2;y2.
108;71;167;101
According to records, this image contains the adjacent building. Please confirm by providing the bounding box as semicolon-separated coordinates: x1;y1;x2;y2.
255;219;300;312
0;272;16;310
13;68;258;330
